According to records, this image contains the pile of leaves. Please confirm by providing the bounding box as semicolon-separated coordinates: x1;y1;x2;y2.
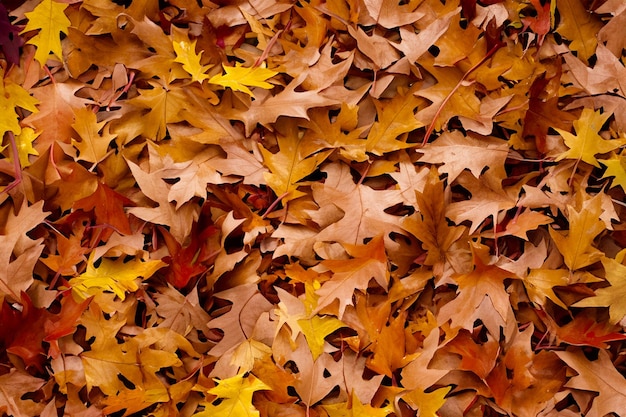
1;0;626;415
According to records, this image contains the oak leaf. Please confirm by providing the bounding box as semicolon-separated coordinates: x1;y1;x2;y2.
437;242;517;335
417;131;508;182
231;75;341;134
366;90;424;156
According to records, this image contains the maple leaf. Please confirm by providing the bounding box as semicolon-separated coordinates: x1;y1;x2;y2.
73;181;135;237
538;309;626;349
555;108;626;168
0;70;39;137
573;255;626;325
600;151;626;190
486;325;565;416
207;284;274;357
70;107;115;164
195;373;270;417
260;118;332;203
0;292;89;370
557;349;626;417
68;253;165;301
549;195;605;271
309;162;405;245
21;0;71;66
314;235;389;318
437;241;517;336
172;29;212;83
209;63;277;97
366;90;424;156
126;148;200;243
417;131;508;182
0;201;48;301
399;386;451;417
13;127;40;167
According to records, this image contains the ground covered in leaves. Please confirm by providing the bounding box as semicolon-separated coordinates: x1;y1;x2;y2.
1;0;626;416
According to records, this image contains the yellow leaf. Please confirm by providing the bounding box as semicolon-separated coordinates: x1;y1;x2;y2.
549;196;605;271
600;152;626;191
260;119;332;203
69;254;165;301
574;253;626;324
14;127;40;167
21;0;71;66
555;108;626;168
209;63;277;97
366;91;424;156
0;71;39;136
323;392;393;417
172;30;212;83
400;386;451;417
71;107;115;164
194;373;270;417
297;315;345;360
555;0;603;64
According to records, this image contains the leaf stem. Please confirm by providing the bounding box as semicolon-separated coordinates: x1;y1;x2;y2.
262;191;290;219
1;132;23;195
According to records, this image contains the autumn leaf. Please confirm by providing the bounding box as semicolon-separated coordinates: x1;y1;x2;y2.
365;90;424;155
13;127;40;167
323;392;393;417
21;0;71;66
68;254;165;301
195;373;270;417
399;386;451;417
555;0;603;64
573;254;626;325
0;71;39;137
315;235;389;317
549;195;605;271
172;29;212;83
557;349;626;417
555;108;626;168
209;63;277;97
260;118;332;203
70;107;115;164
4;0;626;415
